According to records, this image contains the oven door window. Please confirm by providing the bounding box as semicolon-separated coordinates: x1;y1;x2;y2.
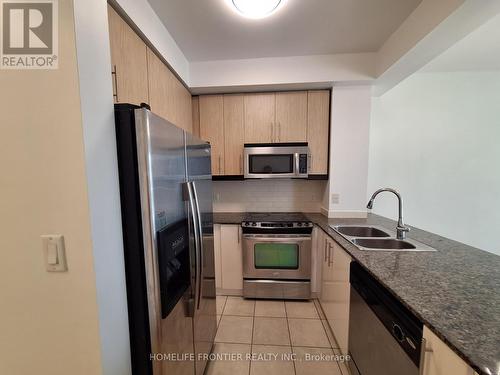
254;243;299;269
249;154;293;174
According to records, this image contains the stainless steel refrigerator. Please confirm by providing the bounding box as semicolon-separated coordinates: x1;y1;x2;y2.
114;104;217;375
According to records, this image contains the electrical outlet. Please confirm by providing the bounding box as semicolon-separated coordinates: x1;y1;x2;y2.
331;193;340;204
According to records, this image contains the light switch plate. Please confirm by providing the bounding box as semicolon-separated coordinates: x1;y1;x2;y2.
41;235;68;272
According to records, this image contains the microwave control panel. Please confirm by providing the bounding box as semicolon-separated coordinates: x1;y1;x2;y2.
299;154;308;174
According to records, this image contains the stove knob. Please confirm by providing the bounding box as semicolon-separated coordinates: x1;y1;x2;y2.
297;222;303;226
252;222;257;226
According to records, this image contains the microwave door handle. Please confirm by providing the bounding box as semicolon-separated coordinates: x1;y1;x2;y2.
191;181;204;310
294;153;300;176
184;182;201;312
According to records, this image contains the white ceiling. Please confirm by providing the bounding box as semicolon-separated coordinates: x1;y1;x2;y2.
422;12;500;72
147;0;422;62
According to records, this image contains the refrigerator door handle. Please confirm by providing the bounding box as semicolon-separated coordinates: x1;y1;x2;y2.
191;181;204;310
184;181;201;314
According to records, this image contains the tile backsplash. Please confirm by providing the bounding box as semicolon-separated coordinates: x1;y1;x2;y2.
213;180;327;213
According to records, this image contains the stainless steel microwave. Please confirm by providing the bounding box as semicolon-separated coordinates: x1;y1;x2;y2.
244;143;309;179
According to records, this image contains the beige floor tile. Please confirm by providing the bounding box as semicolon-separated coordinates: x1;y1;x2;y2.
206;342;251;375
333;348;352;375
288;318;331;348
250;345;295;375
293;347;343;375
215;315;253;344
255;300;286;317
253;317;291;346
320;319;339;349
313;299;327;320
223;296;255;316
216;295;227;315
285;300;319;319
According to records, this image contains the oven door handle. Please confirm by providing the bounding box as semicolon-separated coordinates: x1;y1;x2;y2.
242;234;312;242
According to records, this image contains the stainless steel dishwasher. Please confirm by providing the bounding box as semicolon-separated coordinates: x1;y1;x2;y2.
348;262;424;375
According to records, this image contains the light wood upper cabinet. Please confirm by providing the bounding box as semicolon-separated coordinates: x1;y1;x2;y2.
275;91;308;142
199;95;224;175
146;48;192;133
307;90;330;175
244;93;275;143
192;96;200;137
224;94;245;175
107;5;148;106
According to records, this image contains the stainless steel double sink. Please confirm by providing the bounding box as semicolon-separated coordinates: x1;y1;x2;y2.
330;225;436;252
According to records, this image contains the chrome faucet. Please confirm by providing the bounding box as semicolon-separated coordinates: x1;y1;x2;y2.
366;188;410;240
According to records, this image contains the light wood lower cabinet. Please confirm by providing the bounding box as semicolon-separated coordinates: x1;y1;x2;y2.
422;327;475;375
319;232;352;355
218;225;243;292
307;90;330;175
275;91;308;142
199;95;224;175
107;5;148;105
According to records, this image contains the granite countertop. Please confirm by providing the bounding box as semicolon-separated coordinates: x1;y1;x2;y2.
213;212;500;375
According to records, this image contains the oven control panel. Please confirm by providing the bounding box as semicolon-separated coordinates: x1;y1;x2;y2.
242;221;313;228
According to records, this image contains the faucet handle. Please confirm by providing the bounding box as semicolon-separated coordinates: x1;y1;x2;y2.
396;225;410;240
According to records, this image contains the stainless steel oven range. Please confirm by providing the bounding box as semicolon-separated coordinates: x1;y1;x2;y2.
242;213;313;299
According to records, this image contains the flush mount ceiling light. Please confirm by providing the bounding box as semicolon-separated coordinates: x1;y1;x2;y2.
232;0;283;19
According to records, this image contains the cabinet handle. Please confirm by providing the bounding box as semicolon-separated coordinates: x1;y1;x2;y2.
111;65;118;102
309;154;313;171
239;154;243;174
237;227;241;244
328;243;333;267
218;156;222;174
277;122;281;142
419;338;433;375
324;239;328;262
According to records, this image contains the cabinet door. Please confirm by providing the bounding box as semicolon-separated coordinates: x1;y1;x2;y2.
223;94;245;175
192;96;200;137
199;95;224;175
107;5;149;105
307;90;330;175
244;93;275;143
147;48;176;124
327;242;351;355
422;327;475;375
214;224;222;289
220;225;243;291
147;48;193;132
275;91;307;142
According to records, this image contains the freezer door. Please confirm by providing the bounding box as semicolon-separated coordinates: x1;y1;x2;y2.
185;133;217;375
135;108;195;375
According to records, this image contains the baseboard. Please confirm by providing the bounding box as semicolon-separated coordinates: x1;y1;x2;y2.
216;288;242;296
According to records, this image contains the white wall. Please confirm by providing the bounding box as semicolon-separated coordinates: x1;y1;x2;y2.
213;180;327;213
368;72;500;255
0;1;104;374
73;0;131;374
327;86;372;218
190;53;375;93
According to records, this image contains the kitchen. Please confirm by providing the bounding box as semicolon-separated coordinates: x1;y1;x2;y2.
0;1;499;375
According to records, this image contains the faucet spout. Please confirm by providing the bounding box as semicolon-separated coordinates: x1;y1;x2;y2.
366;188;410;240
